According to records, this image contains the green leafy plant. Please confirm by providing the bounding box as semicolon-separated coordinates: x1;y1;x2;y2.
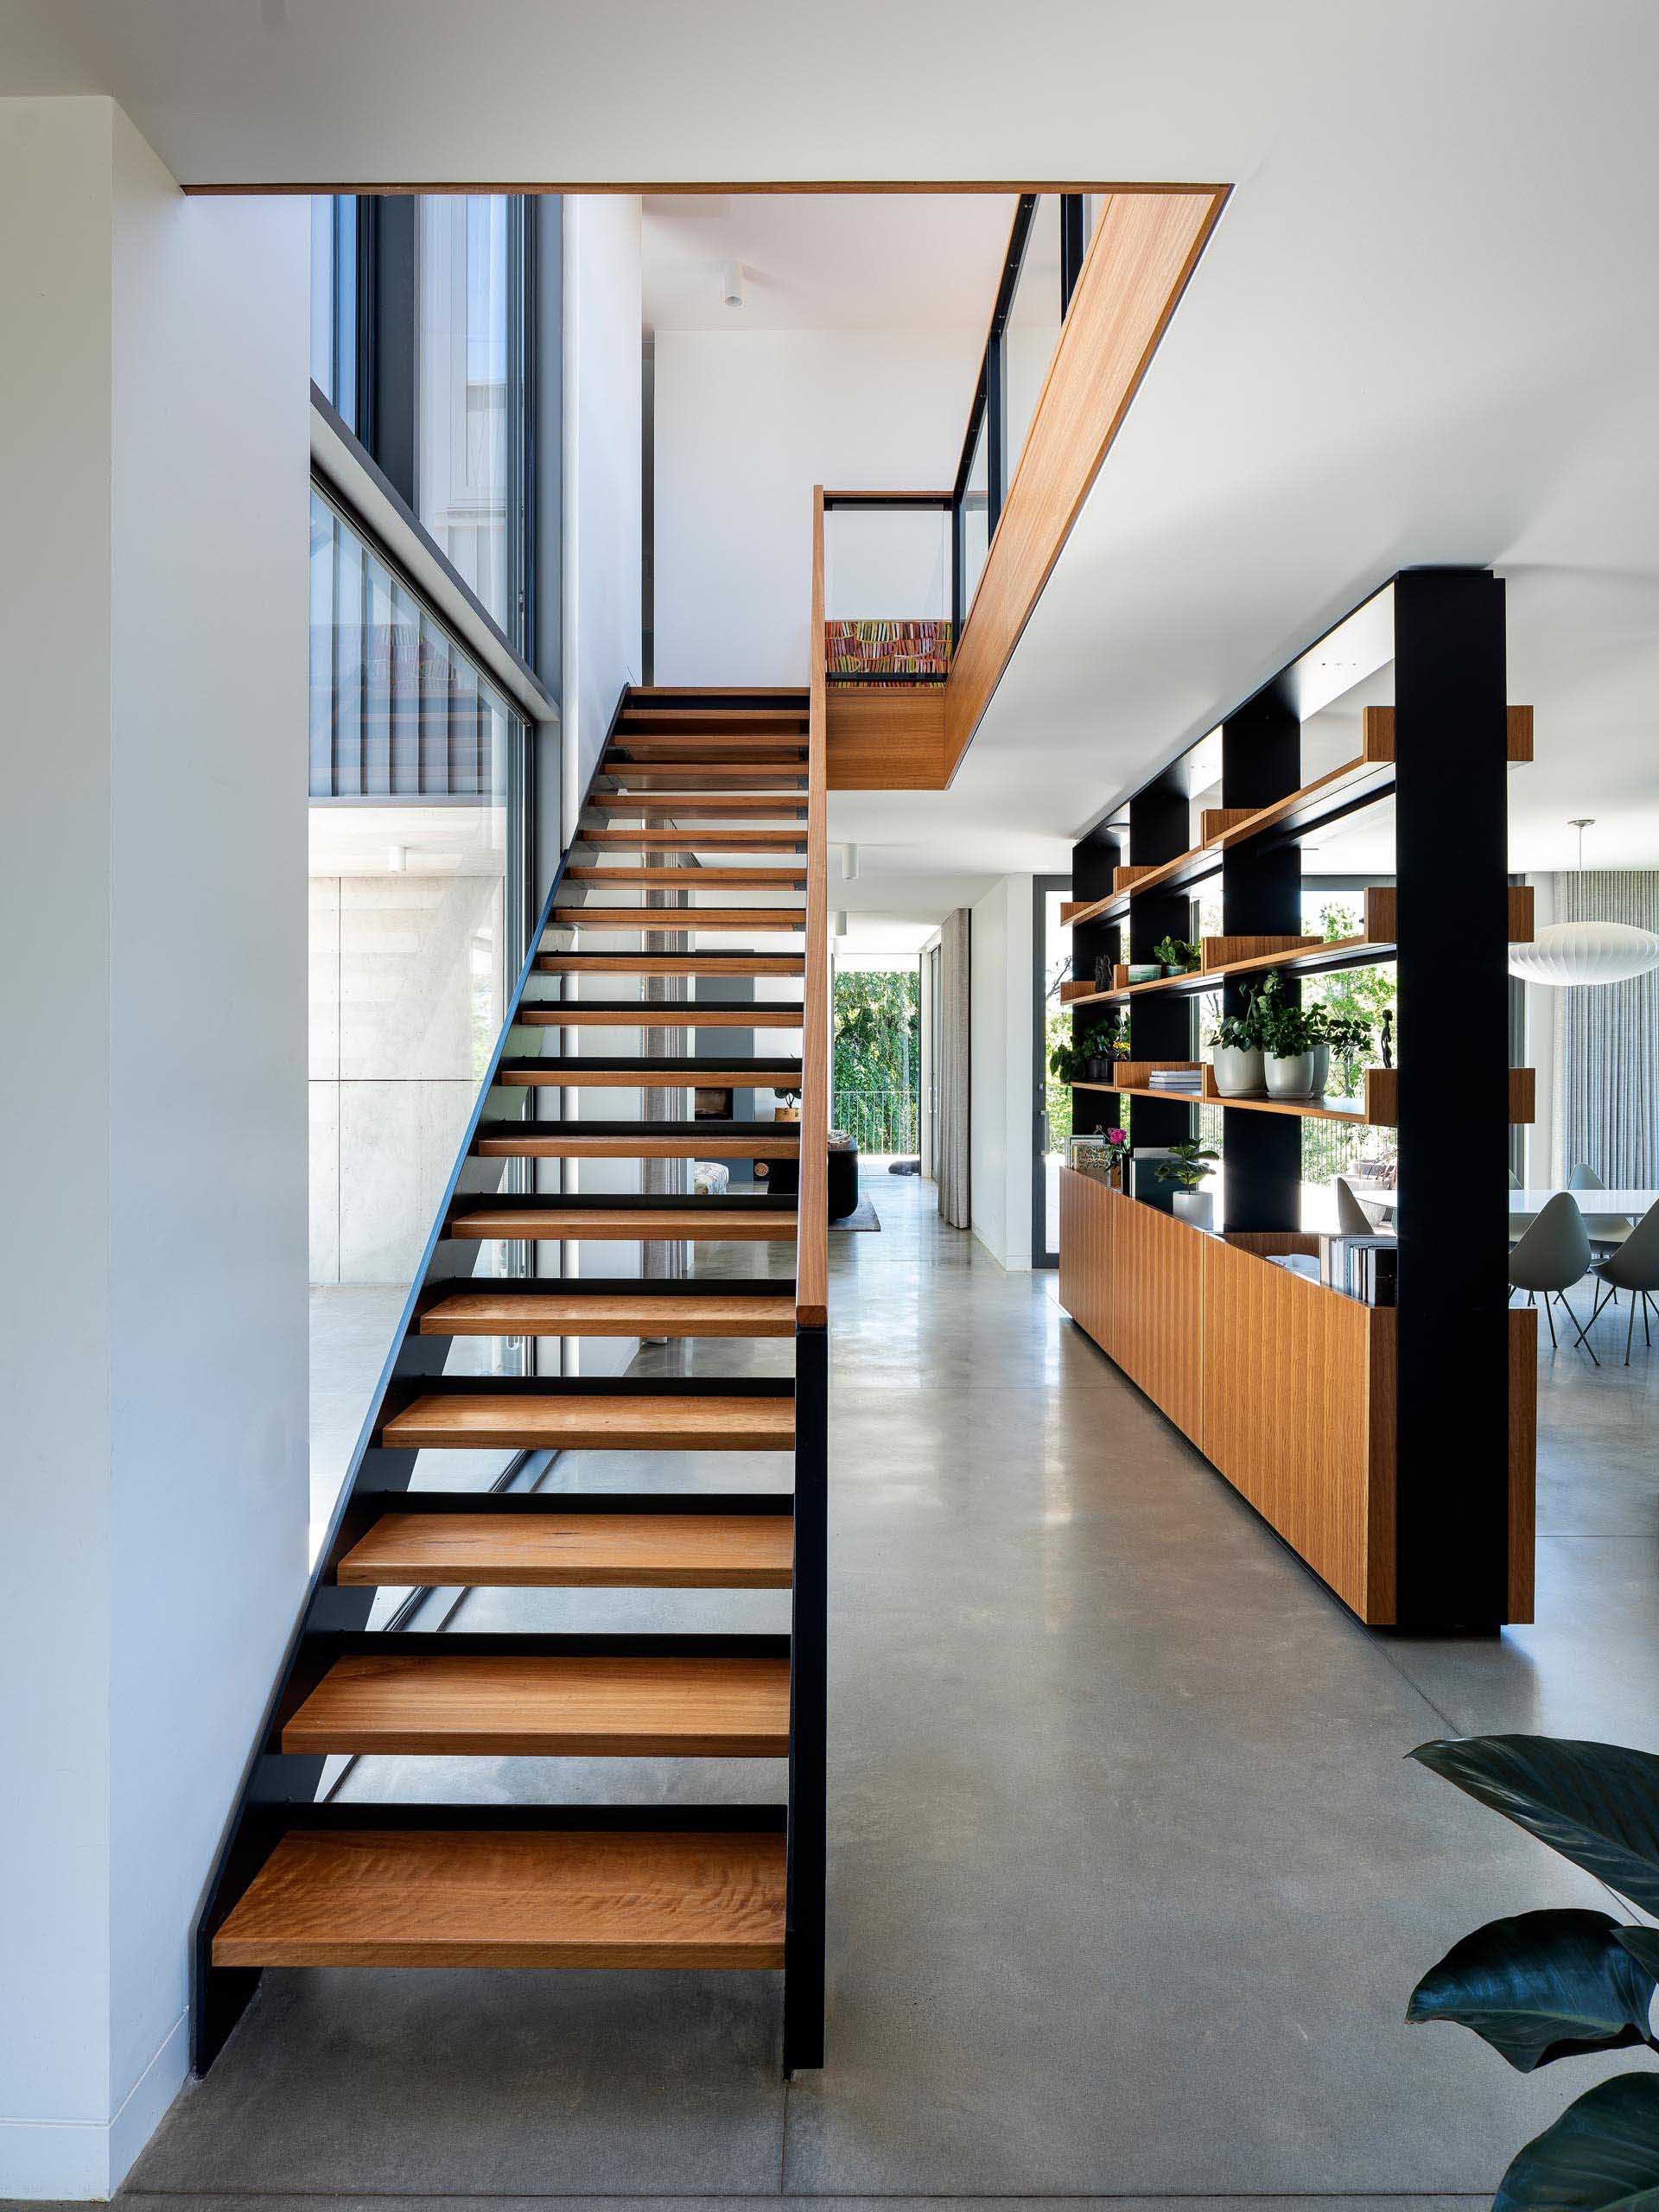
1154;933;1201;974
1319;1009;1376;1094
775;1089;801;1110
1254;970;1320;1058
1049;1018;1128;1085
1154;1137;1220;1192
1408;1733;1659;2209
1207;985;1266;1052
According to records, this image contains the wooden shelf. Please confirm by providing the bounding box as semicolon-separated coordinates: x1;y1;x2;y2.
1062;933;1391;1008
1061;886;1531;1007
1060;710;1531;934
1072;1079;1378;1125
1070;1062;1535;1128
1061;742;1396;931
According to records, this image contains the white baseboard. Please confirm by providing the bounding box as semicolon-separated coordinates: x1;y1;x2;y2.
0;2011;187;2201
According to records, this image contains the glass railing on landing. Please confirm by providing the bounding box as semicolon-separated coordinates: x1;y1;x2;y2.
821;494;953;685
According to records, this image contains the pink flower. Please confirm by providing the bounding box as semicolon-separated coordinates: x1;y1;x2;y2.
1107;1128;1128;1146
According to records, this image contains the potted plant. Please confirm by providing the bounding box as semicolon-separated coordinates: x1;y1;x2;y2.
1071;1125;1129;1186
1207;989;1265;1096
1256;974;1321;1097
1048;1018;1128;1087
1156;1136;1221;1229
773;1088;801;1123
1153;932;1201;976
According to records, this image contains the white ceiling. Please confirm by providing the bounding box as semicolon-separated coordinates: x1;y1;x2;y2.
9;0;1659;898
644;194;1014;334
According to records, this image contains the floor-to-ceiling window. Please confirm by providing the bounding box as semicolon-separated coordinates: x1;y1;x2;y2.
309;194;361;432
307;486;530;1549
415;194;530;645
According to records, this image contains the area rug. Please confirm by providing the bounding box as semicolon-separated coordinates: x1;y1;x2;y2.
831;1198;881;1232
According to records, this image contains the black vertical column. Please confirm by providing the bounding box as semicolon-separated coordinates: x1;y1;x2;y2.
1393;569;1510;1630
1129;772;1195;1163
1069;822;1121;1141
1219;685;1303;1230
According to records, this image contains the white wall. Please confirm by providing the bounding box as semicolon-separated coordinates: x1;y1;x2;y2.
0;98;309;2200
969;875;1034;1269
653;327;982;684
563;194;645;1370
564;193;644;798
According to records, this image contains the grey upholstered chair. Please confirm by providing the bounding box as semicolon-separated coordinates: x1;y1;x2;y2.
1336;1176;1395;1238
1588;1198;1659;1364
1569;1161;1633;1260
1509;1192;1599;1364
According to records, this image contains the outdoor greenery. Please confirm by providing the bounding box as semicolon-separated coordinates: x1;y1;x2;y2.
1045;1005;1076;1153
833;968;919;1153
1408;1733;1659;2210
1305;899;1399;1092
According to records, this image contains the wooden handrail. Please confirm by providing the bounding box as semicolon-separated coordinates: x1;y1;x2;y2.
796;486;830;1325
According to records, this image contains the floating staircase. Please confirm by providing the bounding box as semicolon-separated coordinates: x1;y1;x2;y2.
194;685;828;2074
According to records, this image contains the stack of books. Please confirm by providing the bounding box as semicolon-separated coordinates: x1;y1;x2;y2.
1145;1068;1202;1093
1318;1231;1398;1306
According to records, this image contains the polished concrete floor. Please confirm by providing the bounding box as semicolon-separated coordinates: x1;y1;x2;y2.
118;1171;1658;2210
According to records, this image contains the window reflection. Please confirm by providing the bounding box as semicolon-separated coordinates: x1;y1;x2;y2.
307;488;526;1552
417;195;518;639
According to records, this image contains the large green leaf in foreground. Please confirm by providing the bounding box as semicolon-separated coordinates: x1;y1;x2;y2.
1496;2073;1659;2212
1410;1737;1659;1916
1408;1909;1656;2071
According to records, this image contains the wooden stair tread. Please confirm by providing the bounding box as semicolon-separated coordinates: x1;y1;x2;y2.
212;1827;787;1969
518;1003;804;1027
381;1390;796;1450
576;829;807;849
549;907;804;931
497;1063;802;1087
474;1131;800;1159
283;1652;792;1756
601;765;807;787
618;709;808;729
339;1510;794;1586
607;736;808;759
537;952;804;976
565;867;809;886
448;1204;798;1240
420;1289;798;1334
583;804;814;823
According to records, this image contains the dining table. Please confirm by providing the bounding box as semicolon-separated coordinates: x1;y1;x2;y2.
1362;1186;1659;1223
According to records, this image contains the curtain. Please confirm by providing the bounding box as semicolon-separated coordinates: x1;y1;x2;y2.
937;907;972;1228
1553;870;1659;1186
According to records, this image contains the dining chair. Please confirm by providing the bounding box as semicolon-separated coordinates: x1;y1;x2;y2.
1336;1176;1395;1237
1509;1192;1599;1364
1569;1161;1634;1259
1588;1198;1659;1364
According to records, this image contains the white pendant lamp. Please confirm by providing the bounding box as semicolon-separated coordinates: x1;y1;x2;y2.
1508;818;1659;987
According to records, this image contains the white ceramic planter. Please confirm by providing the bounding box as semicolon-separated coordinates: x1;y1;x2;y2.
1173;1189;1214;1231
1264;1049;1317;1097
1211;1043;1264;1096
